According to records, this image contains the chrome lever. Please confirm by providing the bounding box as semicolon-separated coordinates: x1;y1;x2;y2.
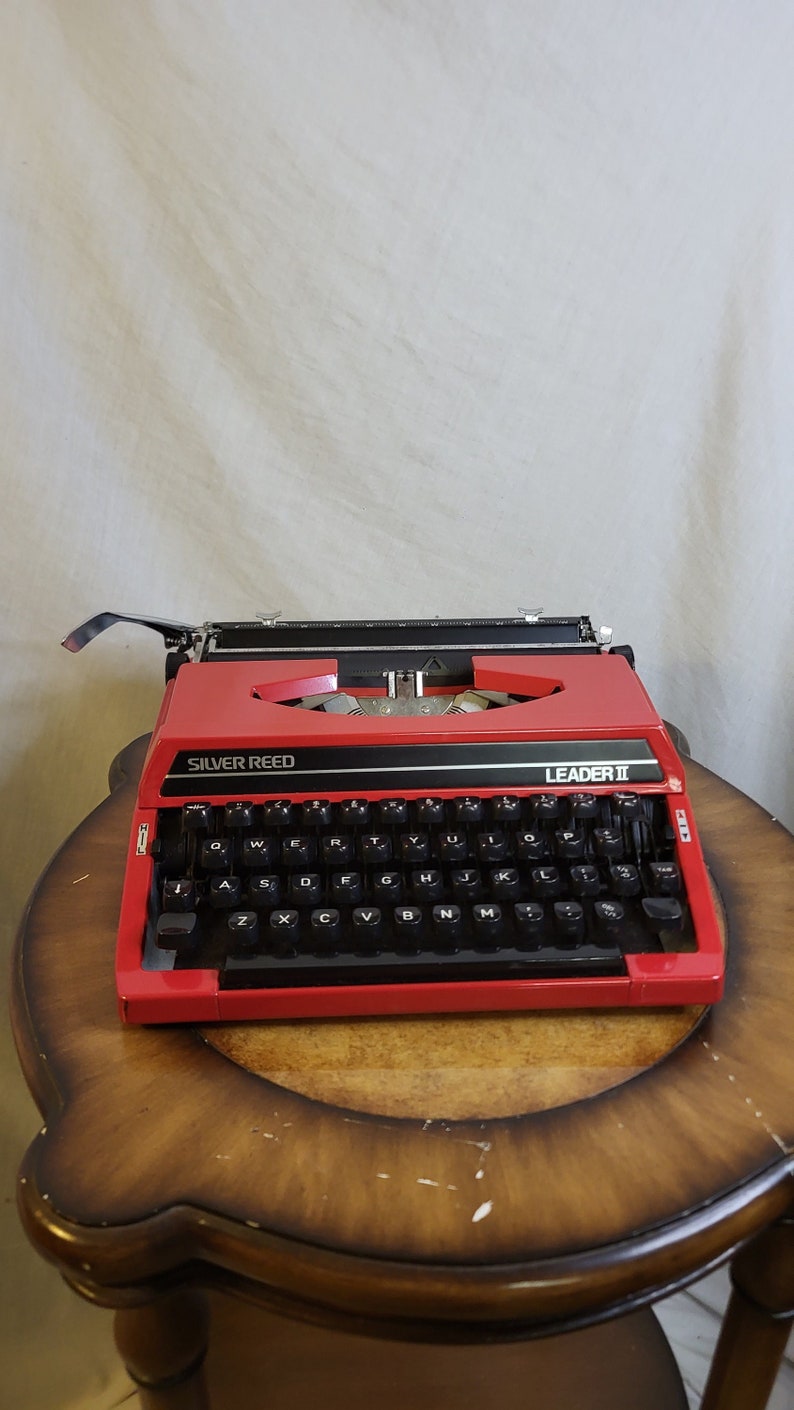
61;612;199;653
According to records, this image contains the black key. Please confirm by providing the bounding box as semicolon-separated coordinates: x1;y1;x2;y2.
268;909;301;954
477;831;508;863
331;872;363;904
249;875;280;906
309;908;341;948
339;799;370;826
200;838;233;871
361;834;392;864
416;797;445;825
162;878;196;912
612;791;642;820
569;864;601;898
451;869;483;902
289;873;322;906
400;832;430;863
568;792;597;819
438;831;468;862
282;836;315;867
302;799;332;825
377;798;408;825
224;801;255;829
609;863;641;897
642;897;684;932
209;876;241;908
182;802;213;831
514;901;544;943
454;796;483;822
491;795;522;822
321;835;355;865
263;800;293;826
530;866;562;898
531;794;560;820
553;901;585;942
432;904;463;945
490;867;521;901
227;910;260;953
594;899;626;936
516;830;546;861
394;905;424;947
150;833;187;876
472;903;504;943
242;836;275;868
555;828;585;859
649;862;682;895
372;871;402;903
412;869;444;902
156;912;200;953
593;827;624;859
352;907;383;945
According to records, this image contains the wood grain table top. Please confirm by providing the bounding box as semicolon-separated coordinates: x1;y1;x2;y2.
11;738;794;1339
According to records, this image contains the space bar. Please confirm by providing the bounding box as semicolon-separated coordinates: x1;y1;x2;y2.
220;943;625;989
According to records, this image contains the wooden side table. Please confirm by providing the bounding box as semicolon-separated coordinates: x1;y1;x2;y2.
11;740;794;1410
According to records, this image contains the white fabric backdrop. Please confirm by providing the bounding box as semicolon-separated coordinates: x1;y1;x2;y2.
1;4;793;1406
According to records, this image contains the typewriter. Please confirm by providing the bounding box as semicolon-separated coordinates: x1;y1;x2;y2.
63;611;724;1023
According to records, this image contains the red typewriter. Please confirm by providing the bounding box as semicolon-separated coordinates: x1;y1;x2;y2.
63;611;724;1023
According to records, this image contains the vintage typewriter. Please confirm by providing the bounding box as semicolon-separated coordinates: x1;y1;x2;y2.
63;611;724;1023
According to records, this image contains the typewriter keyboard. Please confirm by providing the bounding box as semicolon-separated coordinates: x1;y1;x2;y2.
145;792;696;990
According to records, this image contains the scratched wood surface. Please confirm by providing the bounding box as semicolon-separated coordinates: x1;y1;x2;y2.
11;737;794;1339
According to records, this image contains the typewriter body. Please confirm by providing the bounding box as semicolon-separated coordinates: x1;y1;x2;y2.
63;612;724;1023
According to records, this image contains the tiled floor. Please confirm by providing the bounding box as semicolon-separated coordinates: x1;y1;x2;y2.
658;1266;794;1409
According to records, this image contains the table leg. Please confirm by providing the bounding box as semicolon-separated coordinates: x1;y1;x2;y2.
114;1288;211;1410
701;1209;794;1410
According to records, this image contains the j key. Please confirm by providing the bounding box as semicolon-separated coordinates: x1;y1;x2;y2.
553;901;585;942
282;836;315;867
594;900;626;935
227;910;260;953
162;878;196;912
472;903;504;942
372;871;402;903
568;792;598;819
451;869;482;901
477;831;508;863
156;912;200;953
288;873;322;906
352;907;383;944
268;909;301;954
438;831;468;862
642;897;685;932
593;827;624;859
531;794;560;820
302;799;332;825
263;800;293;826
377;798;408;825
649;862;682;895
182;802;213;831
609;863;641;896
612;792;642;820
412;869;444;902
224;801;255;829
321;835;355;865
531;866;562;898
514;901;545;942
490;867;521;901
361;834;392;864
339;799;370;826
242;837;275;868
516;830;546;861
400;833;430;863
454;797;483;823
200;838;233;871
309;908;341;948
248;875;280;906
569;864;601;898
432;904;463;945
491;795;522;822
555;829;585;859
209;876;241;908
331;872;363;904
416;797;445;824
